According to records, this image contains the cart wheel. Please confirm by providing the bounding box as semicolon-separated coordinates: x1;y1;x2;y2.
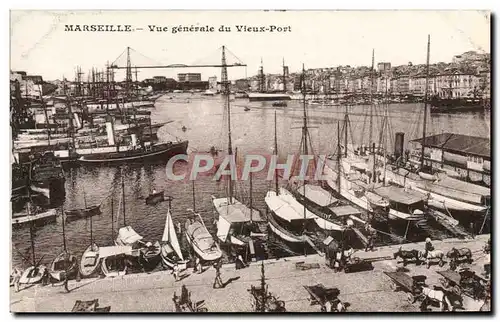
344;267;350;273
439;260;445;267
407;293;415;303
390;281;398;291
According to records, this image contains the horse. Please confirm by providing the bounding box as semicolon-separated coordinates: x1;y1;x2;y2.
419;250;445;268
446;247;472;270
393;247;420;266
416;286;453;311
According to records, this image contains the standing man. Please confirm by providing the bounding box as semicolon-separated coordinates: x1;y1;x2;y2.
173;263;180;282
365;224;376;252
213;260;223;289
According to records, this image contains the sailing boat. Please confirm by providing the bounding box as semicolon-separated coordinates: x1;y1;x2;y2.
114;172;161;271
212;46;266;252
186;181;222;262
18;202;48;285
49;205;78;282
79;191;100;278
264;87;321;254
160;203;188;270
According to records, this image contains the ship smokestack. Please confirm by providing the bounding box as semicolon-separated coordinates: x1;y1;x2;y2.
394;132;405;160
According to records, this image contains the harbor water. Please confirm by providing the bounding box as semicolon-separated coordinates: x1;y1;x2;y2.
11;93;491;268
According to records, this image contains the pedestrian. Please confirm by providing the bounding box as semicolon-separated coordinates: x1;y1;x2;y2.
213;260;223;289
469;222;475;238
173;264;180;282
365;224;376;252
235;254;247;270
12;267;21;293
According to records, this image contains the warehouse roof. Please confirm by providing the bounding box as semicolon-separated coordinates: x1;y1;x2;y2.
411;133;490;159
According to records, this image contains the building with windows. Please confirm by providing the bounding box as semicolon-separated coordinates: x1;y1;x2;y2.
178;73;202;82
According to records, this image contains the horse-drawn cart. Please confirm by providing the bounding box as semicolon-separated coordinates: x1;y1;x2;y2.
437;269;487;301
383;271;427;303
303;284;348;312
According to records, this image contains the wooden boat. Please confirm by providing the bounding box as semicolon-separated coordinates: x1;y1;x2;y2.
185;214;222;262
78;141;189;164
160;209;188;269
12;208;58;228
100;245;133;277
65;205;101;222
79;243;101;278
49;252;78;281
419;172;438;181
267;214;305;244
145;191;164;205
19;265;47;284
244;107;251;111
139;242;162;271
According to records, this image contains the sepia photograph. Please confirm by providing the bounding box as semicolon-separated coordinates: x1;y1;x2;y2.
9;9;491;313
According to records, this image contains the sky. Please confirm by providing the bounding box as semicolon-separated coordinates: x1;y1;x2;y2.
10;10;491;82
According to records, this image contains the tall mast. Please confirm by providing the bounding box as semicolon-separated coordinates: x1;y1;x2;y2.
249;171;253;223
421;35;431;169
39;86;51;145
192;180;196;212
274;110;279;195
369;49;375;154
259;58;265;93
302;64;308;157
337;121;342;193
126;46;132;100
221;46;233;203
282;58;287;93
121;169;126;226
111;193;114;242
61;204;67;252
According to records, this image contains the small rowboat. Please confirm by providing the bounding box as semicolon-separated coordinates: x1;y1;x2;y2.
49;252;78;281
19;265;47;285
79;243;101;278
146;191;164;205
185;215;222;262
65;205;101;222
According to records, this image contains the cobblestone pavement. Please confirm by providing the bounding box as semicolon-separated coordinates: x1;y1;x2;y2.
10;235;490;312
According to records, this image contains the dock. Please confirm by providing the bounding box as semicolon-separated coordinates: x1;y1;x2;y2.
10;234;489;312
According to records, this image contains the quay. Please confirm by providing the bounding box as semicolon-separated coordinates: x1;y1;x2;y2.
10;234;489;312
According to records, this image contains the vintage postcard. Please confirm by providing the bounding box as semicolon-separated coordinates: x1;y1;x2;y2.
10;10;491;313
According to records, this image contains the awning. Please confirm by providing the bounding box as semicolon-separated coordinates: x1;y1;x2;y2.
296;184;338;207
116;226;143;245
329;205;361;217
213;197;264;223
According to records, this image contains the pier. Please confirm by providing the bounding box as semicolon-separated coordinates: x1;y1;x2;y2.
10;234;489;312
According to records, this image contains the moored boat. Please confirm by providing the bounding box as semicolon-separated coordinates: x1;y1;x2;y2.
100;245;134;277
146;191;164;205
160;209;188;269
64;205;101;222
78;141;188;164
12;208;58;228
49;252;78;282
19;265;47;285
185;214;222;262
79;243;101;278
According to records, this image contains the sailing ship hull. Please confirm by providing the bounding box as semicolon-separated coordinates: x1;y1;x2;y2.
78;141;188;165
79;244;101;278
49;253;78;281
65;205;101;222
